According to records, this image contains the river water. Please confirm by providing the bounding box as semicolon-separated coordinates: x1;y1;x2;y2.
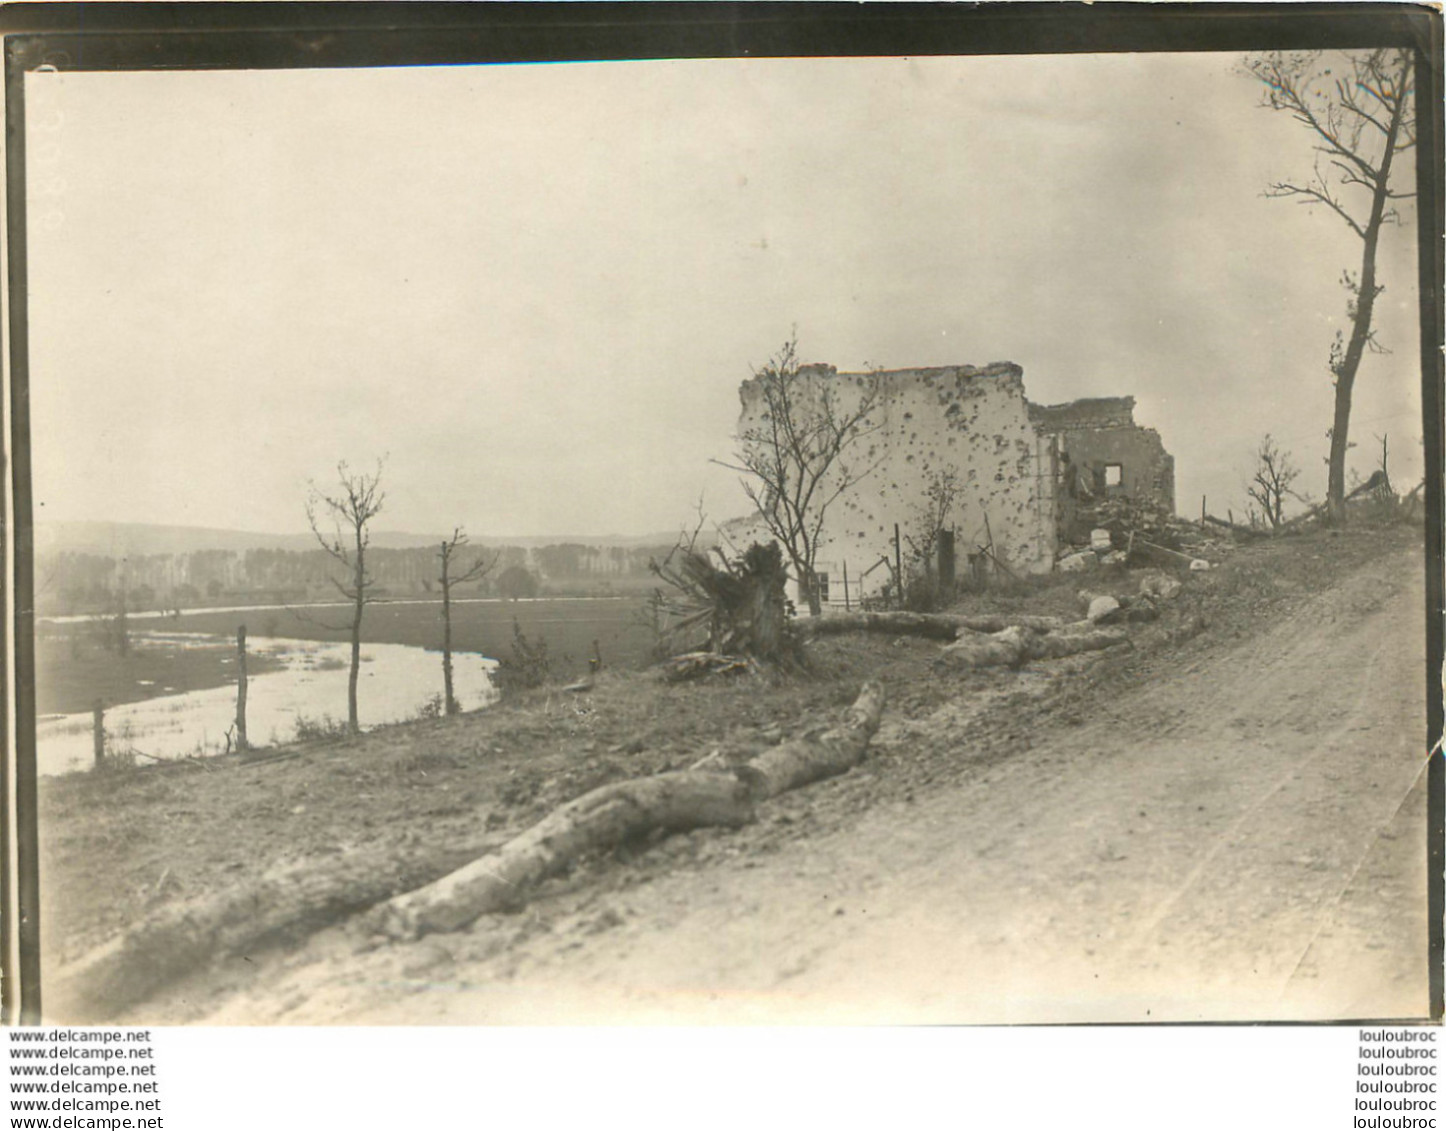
36;632;499;777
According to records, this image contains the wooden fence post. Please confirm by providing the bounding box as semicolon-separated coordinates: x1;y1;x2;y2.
236;625;249;752
893;524;903;609
92;701;105;768
842;560;851;611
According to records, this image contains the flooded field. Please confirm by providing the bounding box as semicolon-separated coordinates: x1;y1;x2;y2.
36;631;498;776
35;595;649;776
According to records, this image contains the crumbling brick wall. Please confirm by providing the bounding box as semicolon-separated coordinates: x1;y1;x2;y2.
1028;396;1176;517
736;361;1057;604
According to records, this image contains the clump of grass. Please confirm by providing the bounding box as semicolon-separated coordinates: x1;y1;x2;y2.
95;747;138;774
96;719;141;774
388;747;461;776
292;713;349;742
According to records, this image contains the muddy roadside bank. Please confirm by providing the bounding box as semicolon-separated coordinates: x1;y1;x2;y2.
36;524;1422;1022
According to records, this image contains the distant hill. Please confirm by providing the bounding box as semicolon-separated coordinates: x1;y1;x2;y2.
35;522;447;558
35;520;709;558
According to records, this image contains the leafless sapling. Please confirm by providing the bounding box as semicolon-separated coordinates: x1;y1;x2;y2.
437;528;498;715
1246;434;1304;530
718;335;882;615
902;469;961;581
306;459;386;734
1244;49;1416;523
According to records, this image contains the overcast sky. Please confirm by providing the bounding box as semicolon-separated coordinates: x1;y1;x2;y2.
25;52;1423;539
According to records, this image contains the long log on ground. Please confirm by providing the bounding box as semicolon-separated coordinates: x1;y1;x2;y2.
1204;513;1257;536
797;611;1063;640
796;611;963;640
955;614;1067;634
373;681;885;942
936;625;1029;668
1025;627;1129;659
738;681;886;800
937;625;1128;669
48;837;500;1022
373;771;756;940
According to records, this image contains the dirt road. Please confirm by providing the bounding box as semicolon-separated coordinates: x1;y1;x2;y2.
153;542;1431;1025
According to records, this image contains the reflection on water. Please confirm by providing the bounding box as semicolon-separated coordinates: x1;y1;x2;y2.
37;633;499;776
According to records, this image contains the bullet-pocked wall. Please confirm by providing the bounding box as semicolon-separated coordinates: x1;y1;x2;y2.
736;361;1058;605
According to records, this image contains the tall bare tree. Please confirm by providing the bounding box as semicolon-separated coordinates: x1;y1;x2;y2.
719;336;882;615
1244;49;1416;523
307;459;386;734
437;528;498;715
1246;434;1304;530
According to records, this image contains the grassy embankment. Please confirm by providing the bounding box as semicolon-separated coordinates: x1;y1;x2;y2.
37;524;1419;981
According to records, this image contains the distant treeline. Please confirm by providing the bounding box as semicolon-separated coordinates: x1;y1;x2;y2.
38;542;676;615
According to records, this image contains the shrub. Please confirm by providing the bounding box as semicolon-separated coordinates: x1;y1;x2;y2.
904;573;953;613
494;620;551;693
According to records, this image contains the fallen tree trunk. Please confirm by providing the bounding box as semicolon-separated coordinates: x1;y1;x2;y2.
1025;627;1129;660
795;611;963;640
1204;513;1257;536
937;625;1128;670
936;625;1029;668
954;614;1066;634
61;683;888;1014
372;771;756;940
738;681;886;800
48;837;499;1022
373;682;885;942
797;611;1063;640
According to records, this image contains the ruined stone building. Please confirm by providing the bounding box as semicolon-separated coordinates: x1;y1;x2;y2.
1028;396;1175;543
732;361;1174;608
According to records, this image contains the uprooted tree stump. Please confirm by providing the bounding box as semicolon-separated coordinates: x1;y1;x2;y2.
937;624;1128;669
372;681;886;941
649;541;801;664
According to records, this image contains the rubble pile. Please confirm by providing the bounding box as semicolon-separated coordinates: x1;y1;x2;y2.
1056;497;1238;573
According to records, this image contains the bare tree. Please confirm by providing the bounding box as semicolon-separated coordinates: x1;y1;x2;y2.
1244;49;1416;523
437;528;498;715
902;469;961;581
106;588;130;657
718;335;882;615
307;459;386;734
1246;434;1303;530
